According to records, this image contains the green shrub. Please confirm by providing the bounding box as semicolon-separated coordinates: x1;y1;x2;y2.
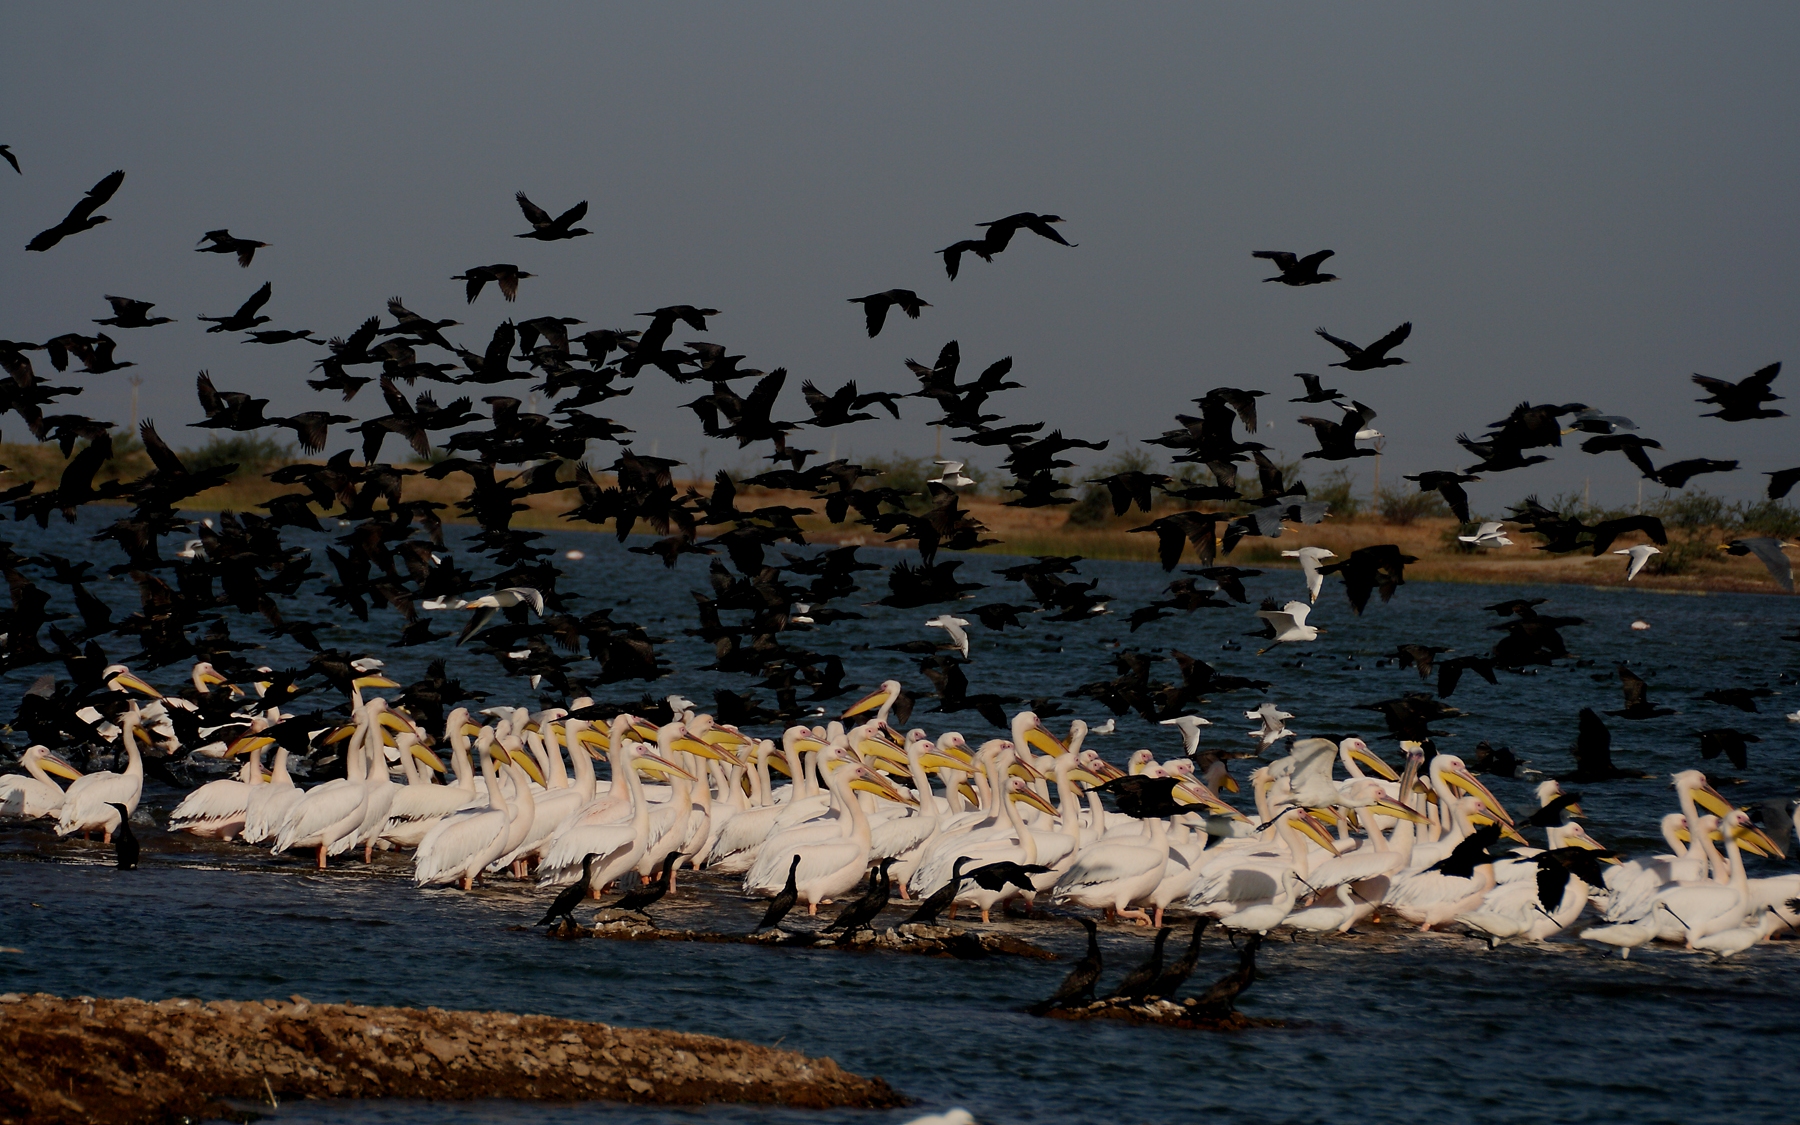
180;433;294;476
1376;485;1449;525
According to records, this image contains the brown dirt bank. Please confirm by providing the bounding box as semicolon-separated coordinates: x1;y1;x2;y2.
0;992;904;1125
547;912;1058;960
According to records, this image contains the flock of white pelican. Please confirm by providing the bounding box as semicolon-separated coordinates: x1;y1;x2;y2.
5;668;1798;961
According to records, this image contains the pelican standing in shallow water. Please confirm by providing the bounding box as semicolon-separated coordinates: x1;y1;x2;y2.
56;705;147;842
0;746;83;819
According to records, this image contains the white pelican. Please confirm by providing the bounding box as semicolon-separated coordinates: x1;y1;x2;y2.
534;734;670;894
273;709;382;868
746;748;908;914
706;726;831;875
167;741;265;839
842;680;905;727
242;742;300;845
415;742;532;890
0;746;82;819
56;707;147;841
1051;810;1171;924
381;710;484;849
1285;883;1375;935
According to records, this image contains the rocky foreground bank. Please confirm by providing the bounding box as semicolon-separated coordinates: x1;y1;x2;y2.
0;992;904;1125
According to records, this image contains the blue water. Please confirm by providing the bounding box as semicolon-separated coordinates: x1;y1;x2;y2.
3;510;1799;1125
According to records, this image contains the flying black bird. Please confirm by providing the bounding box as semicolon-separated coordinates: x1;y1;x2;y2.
1315;322;1411;370
195;229;269;267
1523;791;1584;829
452;264;535;303
1029;918;1101;1015
94;296;174;329
1469;740;1518;778
976;211;1075;250
1702;686;1774;712
1580;433;1663;478
1561;708;1650;781
1390;643;1449;678
514;192;591;240
1765;467;1800;500
1403;471;1479;523
1288;372;1344;404
610;853;677;914
936;238;994;279
0;145;18;174
1693;362;1784;421
197;282;273;333
1698;728;1760;770
1317;545;1418;613
26;169;124;251
1530;846;1620;911
107;803;139;870
1653;458;1738;489
1298;400;1380;461
1103;926;1171;1002
538;853;599;926
1427;823;1503;877
1609;664;1675;720
757;854;805;930
1087;470;1171;517
1253;249;1337;285
848;290;930;338
1722;537;1795;593
1436;655;1497;700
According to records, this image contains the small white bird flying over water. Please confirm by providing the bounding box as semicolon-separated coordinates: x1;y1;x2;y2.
928;460;975;489
1614;544;1661;581
1459;521;1514;548
1281;546;1335;603
1160;713;1213;754
925;615;971;658
454;587;545;645
1255;600;1321;654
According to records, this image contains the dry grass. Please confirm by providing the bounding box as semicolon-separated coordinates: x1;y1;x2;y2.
1;442;1789;594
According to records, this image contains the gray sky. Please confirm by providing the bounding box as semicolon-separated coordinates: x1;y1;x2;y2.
5;3;1797;513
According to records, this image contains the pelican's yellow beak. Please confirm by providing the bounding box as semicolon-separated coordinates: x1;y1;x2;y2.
322;723;360;745
1065;767;1107;787
701;727;750;752
225;733;276;758
1023;723;1067;757
1441;762;1514;826
1467;805;1529;844
635;755;697;783
352;674;400;689
1347;743;1399;781
197;667;227;688
1732;821;1783;859
575;726;610;753
411;743;448;774
506;749;545;785
112;672;162;698
458;719;485;739
1689;783;1736;819
954;782;978;805
792;734;829;754
1007;757;1046;782
378;711;416;735
1290;810;1341;855
842;687;893;718
852;773;919;806
1176;782;1240;817
1370;794;1427;824
1010;786;1060;816
1218;774;1240;793
626;717;662;743
859;740;909;768
766;754;794;777
671;735;732;762
38;753;82;781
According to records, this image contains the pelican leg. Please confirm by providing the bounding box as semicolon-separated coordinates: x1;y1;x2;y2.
980;908;991;924
807;902;818;916
1152;906;1165;928
1117;907;1152;926
316;844;328;871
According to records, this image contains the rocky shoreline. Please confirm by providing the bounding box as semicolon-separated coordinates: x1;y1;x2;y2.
0;992;904;1125
546;911;1059;960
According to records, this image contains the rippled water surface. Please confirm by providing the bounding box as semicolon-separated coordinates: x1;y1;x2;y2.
3;512;1799;1124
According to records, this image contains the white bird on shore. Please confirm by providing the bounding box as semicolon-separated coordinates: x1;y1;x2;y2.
1255;601;1321;653
1281;547;1335;603
1615;544;1661;581
925;615;970;658
928;460;974;489
1458;522;1513;548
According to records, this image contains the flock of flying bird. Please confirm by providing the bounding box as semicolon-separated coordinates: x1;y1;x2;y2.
2;153;1798;981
